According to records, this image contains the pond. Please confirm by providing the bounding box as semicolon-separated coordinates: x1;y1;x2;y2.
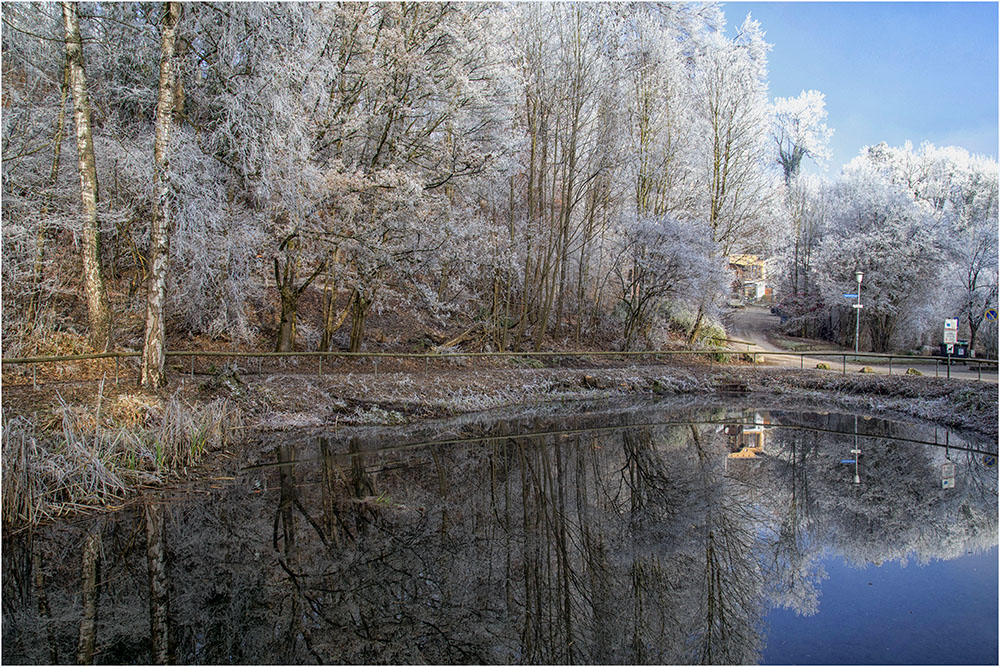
3;397;997;665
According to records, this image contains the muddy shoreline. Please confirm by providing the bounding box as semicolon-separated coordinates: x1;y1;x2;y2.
5;360;996;437
3;360;996;530
235;363;998;441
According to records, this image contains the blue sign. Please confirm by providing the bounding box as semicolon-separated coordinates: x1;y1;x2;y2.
986;309;998;322
840;459;857;464
843;293;858;299
984;455;996;467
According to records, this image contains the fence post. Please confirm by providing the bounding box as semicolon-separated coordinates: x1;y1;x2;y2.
888;356;892;376
842;355;846;374
319;355;323;376
115;357;120;385
800;354;804;370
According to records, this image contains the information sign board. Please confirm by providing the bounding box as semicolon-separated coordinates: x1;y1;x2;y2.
944;330;958;344
942;462;956;490
944;318;959;330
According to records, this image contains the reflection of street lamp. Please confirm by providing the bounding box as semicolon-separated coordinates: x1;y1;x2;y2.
852;415;861;484
854;271;864;361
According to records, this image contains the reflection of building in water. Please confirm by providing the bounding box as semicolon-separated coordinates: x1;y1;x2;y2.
725;411;771;459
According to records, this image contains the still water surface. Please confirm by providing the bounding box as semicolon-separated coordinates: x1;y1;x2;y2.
3;399;997;664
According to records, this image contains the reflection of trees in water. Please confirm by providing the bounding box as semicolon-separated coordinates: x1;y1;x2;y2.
754;425;827;617
760;413;998;568
2;408;996;664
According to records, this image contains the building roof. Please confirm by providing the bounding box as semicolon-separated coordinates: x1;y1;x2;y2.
729;254;762;267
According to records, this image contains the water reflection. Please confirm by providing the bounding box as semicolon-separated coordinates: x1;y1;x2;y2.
3;404;997;664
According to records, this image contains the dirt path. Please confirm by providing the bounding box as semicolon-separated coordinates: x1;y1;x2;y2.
722;306;787;353
723;306;996;383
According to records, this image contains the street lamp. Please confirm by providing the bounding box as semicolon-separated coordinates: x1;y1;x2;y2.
854;271;864;361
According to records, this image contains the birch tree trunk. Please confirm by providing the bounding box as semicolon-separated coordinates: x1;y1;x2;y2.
145;498;172;664
75;526;101;664
62;1;111;350
140;2;181;388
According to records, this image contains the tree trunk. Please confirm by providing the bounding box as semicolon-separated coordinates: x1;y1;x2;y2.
145;498;172;664
32;543;59;664
349;290;372;353
687;302;706;345
75;526;101;664
275;288;298;352
272;235;324;352
319;266;350;351
62;1;111;350
140;2;181;388
967;312;980;355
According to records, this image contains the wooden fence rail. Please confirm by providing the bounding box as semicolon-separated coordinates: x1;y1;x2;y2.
2;346;996;383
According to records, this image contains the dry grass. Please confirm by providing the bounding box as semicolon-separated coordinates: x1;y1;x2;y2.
2;388;243;529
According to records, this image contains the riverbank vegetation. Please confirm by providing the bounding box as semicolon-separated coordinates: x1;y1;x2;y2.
2;387;242;527
3;356;996;531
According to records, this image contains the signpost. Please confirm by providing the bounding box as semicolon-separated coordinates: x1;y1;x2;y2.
986;308;997;322
850;272;863;360
943;318;958;342
941;462;956;489
943;318;958;375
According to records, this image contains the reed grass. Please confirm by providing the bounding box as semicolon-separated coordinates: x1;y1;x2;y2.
2;391;243;528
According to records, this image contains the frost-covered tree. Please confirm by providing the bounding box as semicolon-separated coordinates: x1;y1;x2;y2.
815;163;946;352
772;90;834;302
687;14;778;342
849;142;999;354
2;2;856;360
772;90;833;185
613;216;724;350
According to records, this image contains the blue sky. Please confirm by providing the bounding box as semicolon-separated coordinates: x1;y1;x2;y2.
722;2;999;176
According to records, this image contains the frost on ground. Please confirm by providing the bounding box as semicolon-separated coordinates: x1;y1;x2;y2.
237;363;997;441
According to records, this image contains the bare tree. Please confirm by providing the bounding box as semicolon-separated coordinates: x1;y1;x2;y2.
140;2;181;388
62;1;110;350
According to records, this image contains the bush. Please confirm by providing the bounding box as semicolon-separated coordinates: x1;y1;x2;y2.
815;362;831;370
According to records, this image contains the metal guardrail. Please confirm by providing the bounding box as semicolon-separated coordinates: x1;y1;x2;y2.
2;345;996;384
743;349;997;381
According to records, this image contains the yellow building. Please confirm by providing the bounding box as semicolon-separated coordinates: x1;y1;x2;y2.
729;254;770;302
725;411;771;459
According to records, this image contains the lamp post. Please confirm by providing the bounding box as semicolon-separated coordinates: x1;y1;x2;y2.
854;271;863;361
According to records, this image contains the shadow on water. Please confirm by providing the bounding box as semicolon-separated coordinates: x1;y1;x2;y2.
3;400;997;664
